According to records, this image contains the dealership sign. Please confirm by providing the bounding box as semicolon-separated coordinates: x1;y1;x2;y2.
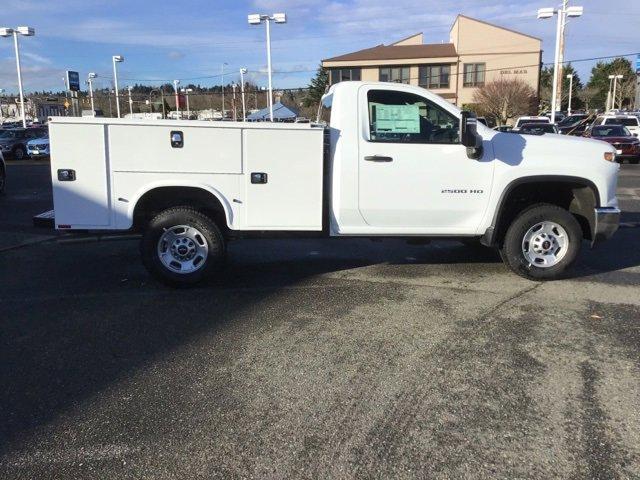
66;71;80;92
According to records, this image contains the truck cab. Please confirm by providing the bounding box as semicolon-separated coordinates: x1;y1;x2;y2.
47;81;621;286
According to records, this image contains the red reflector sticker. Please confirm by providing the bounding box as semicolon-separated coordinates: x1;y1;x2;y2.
57;225;71;229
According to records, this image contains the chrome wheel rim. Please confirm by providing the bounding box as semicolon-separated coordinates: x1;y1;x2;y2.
522;221;568;268
157;225;208;274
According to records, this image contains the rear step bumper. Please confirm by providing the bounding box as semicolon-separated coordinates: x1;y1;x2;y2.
33;209;55;228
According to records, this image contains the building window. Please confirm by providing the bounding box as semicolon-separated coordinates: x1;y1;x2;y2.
329;68;361;85
463;63;485;87
418;65;450;89
379;67;410;84
367;89;459;144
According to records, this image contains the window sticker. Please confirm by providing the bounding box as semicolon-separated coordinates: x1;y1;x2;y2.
373;104;420;134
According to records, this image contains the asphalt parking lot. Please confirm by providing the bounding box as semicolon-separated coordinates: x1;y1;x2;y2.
1;161;640;479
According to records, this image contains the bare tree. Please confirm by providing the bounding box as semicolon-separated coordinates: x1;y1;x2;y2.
576;86;598;112
472;78;536;125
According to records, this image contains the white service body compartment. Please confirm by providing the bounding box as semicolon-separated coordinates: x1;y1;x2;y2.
49;117;325;231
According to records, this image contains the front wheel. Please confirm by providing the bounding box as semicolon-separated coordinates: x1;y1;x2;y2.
13;146;26;160
500;204;582;280
140;207;225;286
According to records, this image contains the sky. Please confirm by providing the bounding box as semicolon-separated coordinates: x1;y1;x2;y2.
0;0;639;94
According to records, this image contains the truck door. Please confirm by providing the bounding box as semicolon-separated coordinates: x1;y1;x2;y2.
357;86;494;232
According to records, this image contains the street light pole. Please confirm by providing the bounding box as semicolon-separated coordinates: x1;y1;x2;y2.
181;88;192;118
612;75;623;111
173;80;180;118
0;27;35;128
221;62;228;119
0;88;4;123
112;55;124;118
537;5;582;124
87;73;97;115
127;86;133;116
248;13;287;122
240;68;247;121
566;74;573;116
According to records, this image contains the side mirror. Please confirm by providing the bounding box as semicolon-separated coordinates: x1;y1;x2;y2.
460;111;483;160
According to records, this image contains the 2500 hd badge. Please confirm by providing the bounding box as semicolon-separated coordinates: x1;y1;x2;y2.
441;189;484;194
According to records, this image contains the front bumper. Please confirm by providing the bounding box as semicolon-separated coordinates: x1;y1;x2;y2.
592;207;620;245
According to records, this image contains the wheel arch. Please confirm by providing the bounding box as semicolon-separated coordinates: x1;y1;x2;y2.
482;175;600;247
130;183;233;232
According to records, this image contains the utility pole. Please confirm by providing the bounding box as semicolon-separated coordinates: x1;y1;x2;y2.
554;0;568;114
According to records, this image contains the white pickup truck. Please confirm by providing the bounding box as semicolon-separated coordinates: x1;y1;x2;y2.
47;81;621;285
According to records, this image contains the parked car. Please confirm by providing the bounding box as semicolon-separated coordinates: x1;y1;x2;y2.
542;111;566;123
0;127;47;160
584;125;640;164
558;114;591;135
26;134;50;159
518;123;559;135
0;149;5;193
512;116;550;131
590;115;640;137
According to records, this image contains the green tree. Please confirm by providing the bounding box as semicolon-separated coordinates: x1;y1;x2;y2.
586;57;634;110
303;65;329;108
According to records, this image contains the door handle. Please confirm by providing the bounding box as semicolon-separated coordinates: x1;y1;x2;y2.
364;155;393;162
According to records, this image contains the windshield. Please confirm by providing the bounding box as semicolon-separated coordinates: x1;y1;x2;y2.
0;130;19;139
520;124;557;134
611;118;639;127
592;126;631;137
517;118;548;127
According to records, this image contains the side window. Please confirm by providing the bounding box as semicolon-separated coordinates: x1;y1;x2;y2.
367;89;459;144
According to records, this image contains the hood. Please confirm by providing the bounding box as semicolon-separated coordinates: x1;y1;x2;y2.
27;137;49;145
488;128;615;168
592;136;637;144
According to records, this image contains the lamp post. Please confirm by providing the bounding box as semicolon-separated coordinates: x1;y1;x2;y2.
0;88;4;123
112;55;124;118
173;80;180;119
239;68;247;121
87;73;97;115
127;86;133;116
221;62;228;119
181;88;193;118
248;12;287;121
0;26;35;127
566;73;574;116
537;4;582;124
612;74;623;111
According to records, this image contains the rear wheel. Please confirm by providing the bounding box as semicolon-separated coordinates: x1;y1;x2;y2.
500;204;582;280
140;207;225;286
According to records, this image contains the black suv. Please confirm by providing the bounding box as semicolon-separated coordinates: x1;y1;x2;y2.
0;127;47;160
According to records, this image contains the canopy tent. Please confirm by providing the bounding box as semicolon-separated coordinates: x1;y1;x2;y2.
247;102;298;121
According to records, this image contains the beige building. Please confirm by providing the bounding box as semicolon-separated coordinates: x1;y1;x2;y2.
322;15;542;107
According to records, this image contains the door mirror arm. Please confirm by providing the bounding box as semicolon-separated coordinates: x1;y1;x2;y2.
460;111;484;160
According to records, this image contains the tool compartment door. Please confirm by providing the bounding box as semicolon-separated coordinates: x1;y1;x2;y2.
243;128;324;230
50;123;111;228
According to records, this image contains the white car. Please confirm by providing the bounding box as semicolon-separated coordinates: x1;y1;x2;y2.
512;116;550;131
592;115;640;137
26;136;50;159
45;81;620;285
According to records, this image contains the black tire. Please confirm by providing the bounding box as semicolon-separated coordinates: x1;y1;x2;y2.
631;158;640;165
500;203;582;280
140;207;225;287
13;146;26;160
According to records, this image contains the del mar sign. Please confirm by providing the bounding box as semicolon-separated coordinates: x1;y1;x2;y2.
500;69;528;75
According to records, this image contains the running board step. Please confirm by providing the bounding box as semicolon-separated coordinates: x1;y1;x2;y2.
33;209;55;228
